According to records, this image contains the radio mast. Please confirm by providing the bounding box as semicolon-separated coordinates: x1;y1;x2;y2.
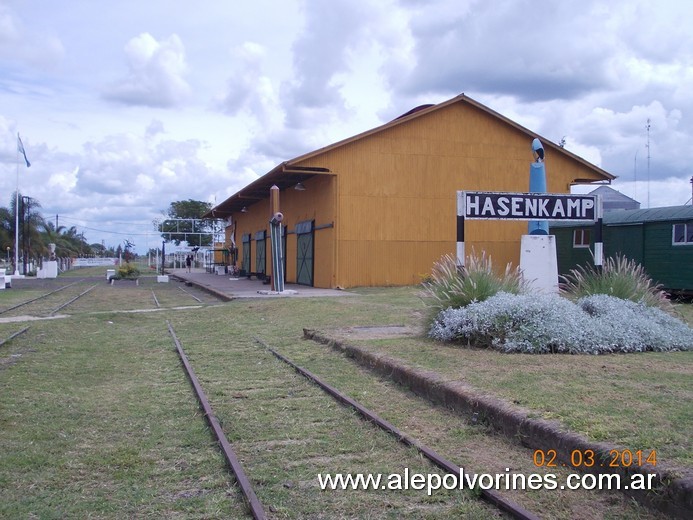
646;119;651;208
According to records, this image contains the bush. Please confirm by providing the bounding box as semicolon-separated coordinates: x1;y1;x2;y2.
114;262;140;280
421;251;527;323
560;254;671;311
428;292;693;354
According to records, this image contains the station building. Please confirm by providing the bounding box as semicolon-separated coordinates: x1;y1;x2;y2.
206;93;615;288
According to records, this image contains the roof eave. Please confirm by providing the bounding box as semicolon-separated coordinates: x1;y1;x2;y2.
203;163;332;218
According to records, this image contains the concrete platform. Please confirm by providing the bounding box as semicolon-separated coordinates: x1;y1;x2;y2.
166;268;354;300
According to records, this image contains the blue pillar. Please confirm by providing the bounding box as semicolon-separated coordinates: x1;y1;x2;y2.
528;138;549;235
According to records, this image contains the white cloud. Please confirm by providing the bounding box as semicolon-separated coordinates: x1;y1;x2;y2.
1;0;692;252
48;167;78;191
102;33;191;107
0;4;65;69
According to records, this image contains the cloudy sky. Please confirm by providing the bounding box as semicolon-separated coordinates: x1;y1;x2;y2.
1;0;692;253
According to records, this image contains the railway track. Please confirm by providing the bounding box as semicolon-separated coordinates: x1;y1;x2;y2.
0;277;217;318
168;322;546;519
0;326;29;348
164;321;671;519
0;279;84;316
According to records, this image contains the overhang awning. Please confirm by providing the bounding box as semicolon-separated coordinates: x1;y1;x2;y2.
204;163;332;218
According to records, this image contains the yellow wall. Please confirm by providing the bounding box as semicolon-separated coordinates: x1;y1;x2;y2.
225;174;336;286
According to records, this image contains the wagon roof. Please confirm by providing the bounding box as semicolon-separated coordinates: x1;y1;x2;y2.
550;205;693;227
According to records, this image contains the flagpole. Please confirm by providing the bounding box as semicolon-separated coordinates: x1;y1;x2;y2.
14;134;20;276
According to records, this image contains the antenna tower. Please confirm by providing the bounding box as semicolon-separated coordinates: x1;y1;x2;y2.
646;119;651;208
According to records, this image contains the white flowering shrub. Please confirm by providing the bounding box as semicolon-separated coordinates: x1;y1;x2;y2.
429;292;693;354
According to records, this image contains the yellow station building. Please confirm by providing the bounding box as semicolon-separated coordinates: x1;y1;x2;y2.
207;93;615;288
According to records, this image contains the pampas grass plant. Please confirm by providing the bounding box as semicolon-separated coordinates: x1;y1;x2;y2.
421;250;527;324
560;254;671;311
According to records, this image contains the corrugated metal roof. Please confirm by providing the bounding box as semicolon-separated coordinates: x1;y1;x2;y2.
550;205;693;228
603;205;693;224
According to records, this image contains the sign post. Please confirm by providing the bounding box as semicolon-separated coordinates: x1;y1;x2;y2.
456;190;600;293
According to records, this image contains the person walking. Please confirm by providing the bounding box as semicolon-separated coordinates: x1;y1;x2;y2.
185;254;192;273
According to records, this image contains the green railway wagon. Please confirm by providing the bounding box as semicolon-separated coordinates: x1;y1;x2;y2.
550;205;693;294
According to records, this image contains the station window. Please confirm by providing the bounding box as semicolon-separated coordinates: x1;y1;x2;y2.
573;228;591;248
672;223;693;245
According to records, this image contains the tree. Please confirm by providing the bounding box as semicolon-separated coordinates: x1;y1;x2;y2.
122;239;136;262
41;222;93;258
0;194;100;267
90;243;107;256
158;199;214;246
16;195;46;270
0;206;13;253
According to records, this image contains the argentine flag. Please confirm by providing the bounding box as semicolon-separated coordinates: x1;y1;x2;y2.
17;134;31;167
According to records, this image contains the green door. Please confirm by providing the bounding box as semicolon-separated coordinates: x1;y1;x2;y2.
296;220;314;286
242;234;251;275
282;225;288;276
255;230;266;274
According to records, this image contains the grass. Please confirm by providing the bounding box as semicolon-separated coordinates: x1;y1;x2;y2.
0;312;244;519
359;337;692;465
0;276;689;518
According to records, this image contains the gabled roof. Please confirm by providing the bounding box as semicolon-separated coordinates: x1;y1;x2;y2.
589;186;640;205
206;93;615;218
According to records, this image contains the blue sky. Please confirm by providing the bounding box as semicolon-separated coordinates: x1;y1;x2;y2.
1;0;692;252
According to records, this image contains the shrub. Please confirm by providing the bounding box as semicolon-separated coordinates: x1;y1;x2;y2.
429;292;693;354
114;262;140;280
421;251;527;323
560;254;671;311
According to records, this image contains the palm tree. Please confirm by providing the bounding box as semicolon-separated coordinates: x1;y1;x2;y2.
41;221;76;257
7;193;46;272
62;226;90;256
41;223;93;258
0;194;96;271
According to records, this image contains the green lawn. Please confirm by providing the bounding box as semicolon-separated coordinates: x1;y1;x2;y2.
0;279;688;519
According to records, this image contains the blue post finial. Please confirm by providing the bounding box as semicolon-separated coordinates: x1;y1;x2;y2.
532;138;544;162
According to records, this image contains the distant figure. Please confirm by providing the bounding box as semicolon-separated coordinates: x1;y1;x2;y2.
186;255;192;273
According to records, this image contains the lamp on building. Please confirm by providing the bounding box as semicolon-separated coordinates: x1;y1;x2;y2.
241;206;248;213
294;182;306;191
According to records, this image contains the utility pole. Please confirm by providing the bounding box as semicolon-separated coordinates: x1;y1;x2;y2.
646;119;651;208
633;150;638;203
